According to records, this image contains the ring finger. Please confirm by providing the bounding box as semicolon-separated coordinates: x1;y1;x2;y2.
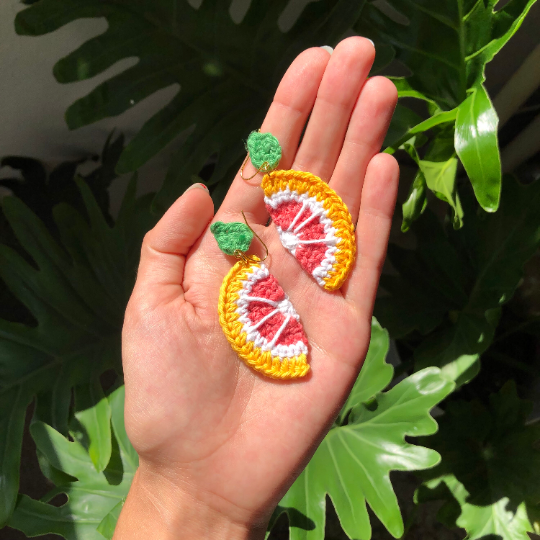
328;76;398;223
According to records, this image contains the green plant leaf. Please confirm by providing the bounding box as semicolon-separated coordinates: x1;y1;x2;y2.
15;0;368;211
0;388;33;525
8;386;136;540
403;132;464;229
0;135;124;326
415;309;500;387
376;210;471;339
269;349;454;539
369;41;395;75
383;104;423;150
401;170;428;233
377;176;540;383
337;319;394;424
356;0;538;109
416;176;540;381
0;132;123;229
388;77;435;103
72;379;113;473
417;381;540;540
358;0;537;213
385;107;458;154
0;178;154;526
422;157;463;228
97;500;124;540
455;84;501;212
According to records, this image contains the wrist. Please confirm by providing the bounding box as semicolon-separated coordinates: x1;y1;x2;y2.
114;462;266;540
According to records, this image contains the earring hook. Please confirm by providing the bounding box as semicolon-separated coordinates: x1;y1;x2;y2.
239;154;272;181
234;210;268;264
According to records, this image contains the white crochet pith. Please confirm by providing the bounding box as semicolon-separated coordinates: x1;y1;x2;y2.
264;187;338;286
235;264;308;359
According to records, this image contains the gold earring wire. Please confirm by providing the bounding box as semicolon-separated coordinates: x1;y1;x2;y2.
233;211;269;264
239;154;272;181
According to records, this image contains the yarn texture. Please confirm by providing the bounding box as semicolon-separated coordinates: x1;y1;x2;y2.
246;131;282;170
262;170;356;291
210;221;253;255
218;257;310;379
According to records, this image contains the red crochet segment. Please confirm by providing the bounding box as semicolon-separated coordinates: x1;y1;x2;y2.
218;259;310;379
270;201;327;273
247;276;308;346
262;170;356;291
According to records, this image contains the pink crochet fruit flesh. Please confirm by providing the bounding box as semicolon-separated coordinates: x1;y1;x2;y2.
236;264;308;360
265;194;339;287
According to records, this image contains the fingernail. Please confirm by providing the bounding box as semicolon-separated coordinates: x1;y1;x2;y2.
185;183;208;193
320;45;334;55
366;38;375;48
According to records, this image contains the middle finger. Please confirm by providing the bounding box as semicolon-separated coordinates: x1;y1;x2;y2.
291;36;375;180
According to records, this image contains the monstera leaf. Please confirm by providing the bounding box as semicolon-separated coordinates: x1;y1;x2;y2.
0;178;154;526
360;0;538;215
8;386;137;540
0;135;124;324
416;381;540;540
15;0;367;212
376;176;540;385
0;132;123;230
268;320;455;540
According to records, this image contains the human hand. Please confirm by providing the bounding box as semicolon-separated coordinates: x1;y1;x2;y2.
116;37;399;540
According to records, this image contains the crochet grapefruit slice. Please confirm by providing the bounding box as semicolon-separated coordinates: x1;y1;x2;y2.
262;170;356;291
218;259;309;379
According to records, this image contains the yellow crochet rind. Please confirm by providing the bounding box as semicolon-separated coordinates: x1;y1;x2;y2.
218;258;310;379
262;170;356;291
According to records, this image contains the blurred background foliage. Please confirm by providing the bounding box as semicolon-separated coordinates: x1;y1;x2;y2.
1;0;540;539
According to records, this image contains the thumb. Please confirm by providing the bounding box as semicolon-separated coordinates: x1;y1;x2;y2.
134;184;214;306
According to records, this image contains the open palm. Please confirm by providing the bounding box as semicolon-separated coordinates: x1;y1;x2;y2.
120;37;399;537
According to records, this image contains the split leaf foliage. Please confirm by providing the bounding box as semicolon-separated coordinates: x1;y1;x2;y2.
0;134;124;323
376;177;540;385
417;381;540;540
0;132;123;230
8;386;137;540
15;0;367;213
16;0;537;217
268;320;455;540
0;177;154;526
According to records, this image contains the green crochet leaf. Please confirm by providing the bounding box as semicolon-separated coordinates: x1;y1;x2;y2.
210;221;253;256
246;131;282;171
417;381;540;540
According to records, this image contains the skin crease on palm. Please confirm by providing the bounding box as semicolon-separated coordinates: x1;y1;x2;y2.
116;37;400;539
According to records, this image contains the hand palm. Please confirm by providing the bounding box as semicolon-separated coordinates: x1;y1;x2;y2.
122;38;399;529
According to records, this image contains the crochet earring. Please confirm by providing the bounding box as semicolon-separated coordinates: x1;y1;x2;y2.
210;213;310;380
242;130;356;292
